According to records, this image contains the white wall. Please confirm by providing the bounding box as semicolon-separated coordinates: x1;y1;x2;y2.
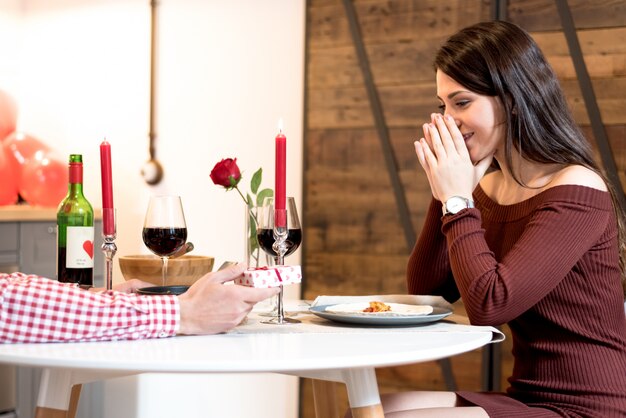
0;0;21;91
4;0;305;417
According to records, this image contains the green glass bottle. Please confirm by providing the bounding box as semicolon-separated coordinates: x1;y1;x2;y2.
56;154;94;285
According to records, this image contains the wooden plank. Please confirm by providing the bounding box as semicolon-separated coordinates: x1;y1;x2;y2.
306;176;431;208
307;39;444;89
307;27;626;90
308;0;490;49
312;380;340;418
306;127;422;170
533;28;626;79
34;408;67;418
307;82;438;129
68;385;81;418
307;79;626;129
351;404;384;418
305;171;431;221
582;125;626;190
308;0;341;7
508;0;626;32
305;128;386;167
308;19;626;89
561;78;626;125
305;200;428;245
303;252;411;297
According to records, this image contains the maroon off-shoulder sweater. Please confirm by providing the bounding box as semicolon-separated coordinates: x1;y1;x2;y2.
407;185;626;417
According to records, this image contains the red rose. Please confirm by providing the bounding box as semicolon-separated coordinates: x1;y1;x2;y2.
210;158;241;188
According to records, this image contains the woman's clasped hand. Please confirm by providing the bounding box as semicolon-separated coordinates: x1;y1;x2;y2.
415;112;493;204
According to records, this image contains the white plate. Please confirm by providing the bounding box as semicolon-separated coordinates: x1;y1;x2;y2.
309;305;453;326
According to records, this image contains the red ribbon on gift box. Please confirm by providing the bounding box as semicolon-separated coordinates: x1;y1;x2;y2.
254;266;283;283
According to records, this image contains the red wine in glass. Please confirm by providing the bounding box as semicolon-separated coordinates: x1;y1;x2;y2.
143;195;187;286
257;228;302;257
142;227;187;257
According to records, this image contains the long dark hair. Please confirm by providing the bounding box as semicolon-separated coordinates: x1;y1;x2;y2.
434;20;626;293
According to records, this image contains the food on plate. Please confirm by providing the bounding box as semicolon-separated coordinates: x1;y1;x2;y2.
324;302;434;316
363;301;391;312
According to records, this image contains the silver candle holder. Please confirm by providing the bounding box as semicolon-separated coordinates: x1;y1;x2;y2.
101;208;117;291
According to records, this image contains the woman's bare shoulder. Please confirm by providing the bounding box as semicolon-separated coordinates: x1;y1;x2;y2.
551;165;607;191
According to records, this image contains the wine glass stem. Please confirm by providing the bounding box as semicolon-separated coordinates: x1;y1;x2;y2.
270;256;280;314
275;254;285;323
277;284;285;324
161;257;169;286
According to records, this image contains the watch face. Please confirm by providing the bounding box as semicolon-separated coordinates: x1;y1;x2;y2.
446;197;467;214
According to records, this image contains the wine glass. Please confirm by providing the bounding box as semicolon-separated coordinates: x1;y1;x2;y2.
142;196;188;286
256;196;302;324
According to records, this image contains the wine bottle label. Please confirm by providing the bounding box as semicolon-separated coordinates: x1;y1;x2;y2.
66;226;95;268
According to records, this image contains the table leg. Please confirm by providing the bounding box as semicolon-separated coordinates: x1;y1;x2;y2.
35;407;67;418
438;358;457;391
351;404;385;418
481;340;502;391
289;368;383;418
67;385;82;418
312;380;339;418
342;368;383;418
35;369;73;418
34;368;139;418
35;384;80;418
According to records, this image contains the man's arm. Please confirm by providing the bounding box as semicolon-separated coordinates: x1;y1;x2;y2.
0;272;178;343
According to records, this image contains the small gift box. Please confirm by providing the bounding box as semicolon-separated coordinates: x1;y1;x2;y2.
236;265;302;288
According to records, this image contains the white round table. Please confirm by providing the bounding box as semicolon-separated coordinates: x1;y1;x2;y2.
0;314;497;418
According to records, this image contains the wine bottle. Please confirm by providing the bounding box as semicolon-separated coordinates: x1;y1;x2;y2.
56;154;94;286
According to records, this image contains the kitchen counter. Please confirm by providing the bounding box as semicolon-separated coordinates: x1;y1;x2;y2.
0;205;101;222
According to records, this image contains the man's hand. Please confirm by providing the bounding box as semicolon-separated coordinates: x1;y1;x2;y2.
177;264;279;335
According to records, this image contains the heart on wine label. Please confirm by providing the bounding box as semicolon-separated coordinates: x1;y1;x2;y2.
83;240;94;259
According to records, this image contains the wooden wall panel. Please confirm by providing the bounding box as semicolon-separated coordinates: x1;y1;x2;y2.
308;20;626;90
307;40;444;89
508;0;626;31
302;0;626;417
533;28;626;79
308;0;491;49
307;79;626;129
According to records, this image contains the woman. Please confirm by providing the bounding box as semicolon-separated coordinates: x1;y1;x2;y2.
383;21;626;417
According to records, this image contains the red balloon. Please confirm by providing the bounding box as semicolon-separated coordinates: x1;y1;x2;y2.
3;132;50;169
0;89;17;142
0;145;18;205
3;132;51;186
19;152;68;207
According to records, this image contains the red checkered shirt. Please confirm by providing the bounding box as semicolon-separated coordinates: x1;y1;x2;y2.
0;272;179;343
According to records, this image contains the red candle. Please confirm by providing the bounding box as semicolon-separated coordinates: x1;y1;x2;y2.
275;120;287;227
100;139;115;235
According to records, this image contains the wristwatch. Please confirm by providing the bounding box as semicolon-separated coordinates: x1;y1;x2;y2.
442;196;474;216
